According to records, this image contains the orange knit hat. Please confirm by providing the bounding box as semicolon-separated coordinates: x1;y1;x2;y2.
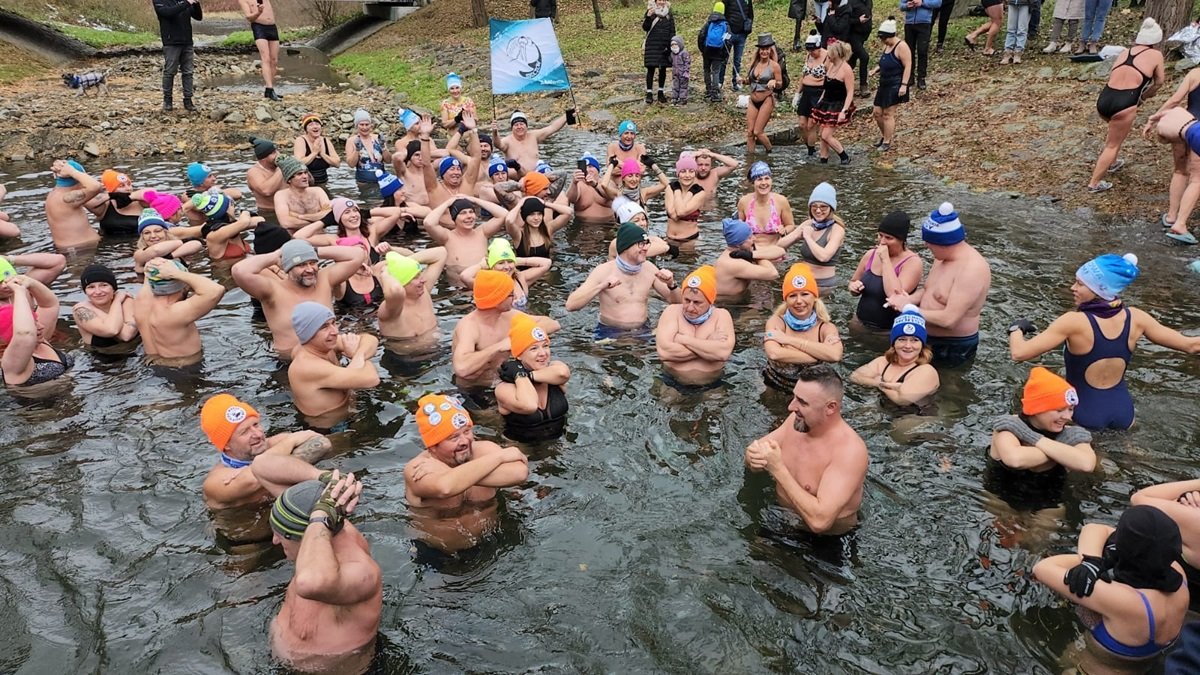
101;169;127;192
683;265;717;304
521;172;550;196
416;393;473;447
200;393;259;451
782;263;819;300
1021;367;1079;415
509;311;548;357
474;269;514;309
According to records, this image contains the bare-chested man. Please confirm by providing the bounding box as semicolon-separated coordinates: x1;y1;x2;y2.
246;137;285;213
45;159;104;249
655;265;735;386
566;222;681;338
714;217;782;297
605;120;647;168
566;154;614;222
133;258;225;366
378;248;447;345
404;393;529;552
231;239;364;356
886;202;991;368
200;393;331;510
422;196;508;283
273;156;331;232
744;364;868;535
268;474;381;674
238;0;282;100
452;270;559;388
693;148;740;202
287;302;380;427
495;109;572;174
418;116;481;209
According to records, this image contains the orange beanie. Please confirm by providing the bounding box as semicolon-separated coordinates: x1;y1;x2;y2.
474;269;514;309
101;169;122;192
1021;367;1079;415
201;393;259;451
509;311;548;357
521;172;550;196
683;265;717;304
782;263;819;300
416;393;473;447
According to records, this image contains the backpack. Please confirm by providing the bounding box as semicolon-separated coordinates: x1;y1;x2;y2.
704;19;729;50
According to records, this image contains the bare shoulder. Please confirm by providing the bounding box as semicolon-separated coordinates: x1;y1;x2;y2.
471;439;505;457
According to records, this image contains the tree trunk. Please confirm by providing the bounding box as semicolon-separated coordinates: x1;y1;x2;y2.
471;0;488;28
1144;0;1189;43
592;0;605;28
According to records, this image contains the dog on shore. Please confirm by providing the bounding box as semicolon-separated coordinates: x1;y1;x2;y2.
62;71;109;96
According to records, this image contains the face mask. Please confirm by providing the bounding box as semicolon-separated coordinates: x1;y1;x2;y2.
671;44;681;54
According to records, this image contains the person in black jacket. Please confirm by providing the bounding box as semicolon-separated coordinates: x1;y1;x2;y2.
153;0;202;112
723;0;753;91
643;0;676;104
531;0;556;20
843;0;872;90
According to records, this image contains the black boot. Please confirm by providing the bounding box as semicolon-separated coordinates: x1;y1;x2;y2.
657;90;668;104
265;87;283;101
163;96;173;111
645;90;653;104
183;98;196;112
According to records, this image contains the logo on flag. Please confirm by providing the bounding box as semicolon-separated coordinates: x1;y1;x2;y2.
490;19;571;95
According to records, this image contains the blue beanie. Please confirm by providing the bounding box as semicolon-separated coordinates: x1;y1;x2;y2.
1076;253;1139;301
377;171;403;198
438;156;462;178
921;202;965;246
55;159;85;187
808;181;837;210
618;120;638;135
446;72;462;89
536;160;553;175
580;153;601;172
890;304;927;345
748;161;771;180
487;155;508;176
722;217;752;247
187;162;212;188
397;107;420;131
137;208;169;234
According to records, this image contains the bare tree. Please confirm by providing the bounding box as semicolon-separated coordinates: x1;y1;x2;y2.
471;0;488;28
592;0;605;28
308;0;343;28
1145;0;1191;40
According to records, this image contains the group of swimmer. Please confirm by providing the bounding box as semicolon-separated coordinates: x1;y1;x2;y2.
6;64;1200;668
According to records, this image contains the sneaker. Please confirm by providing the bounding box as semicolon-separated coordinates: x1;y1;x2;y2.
1088;42;1098;55
1013;51;1022;64
1088;180;1113;193
1001;50;1013;65
874;138;885;148
732;82;742;92
878;142;892;152
839;156;851;165
1060;41;1074;53
1042;41;1059;53
1107;158;1125;173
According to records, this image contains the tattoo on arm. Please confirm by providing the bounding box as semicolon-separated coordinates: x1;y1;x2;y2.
62;190;87;206
75;307;96;322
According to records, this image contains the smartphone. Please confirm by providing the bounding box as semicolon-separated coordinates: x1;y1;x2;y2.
576;159;587;171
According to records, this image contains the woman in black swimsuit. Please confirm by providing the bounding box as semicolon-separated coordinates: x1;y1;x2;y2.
1087;20;1164;193
333;238;384;312
1;275;73;388
86;170;147;237
495;312;571;442
849;305;939;414
848;210;923;330
743;34;781;154
292;114;341;194
72;263;139;352
505;196;572;259
811;42;856;165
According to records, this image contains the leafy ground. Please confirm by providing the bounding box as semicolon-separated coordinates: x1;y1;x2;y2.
0;42;47;85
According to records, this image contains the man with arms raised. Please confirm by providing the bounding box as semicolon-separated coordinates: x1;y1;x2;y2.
273;156;330;232
378;248;447;344
745;365;868;535
268;473;381;673
566;153;613;222
133;258;225;366
495;109;574;174
655;265;735;385
404;393;529;552
418;116;482;209
422;196;508;283
288;302;381;427
200;393;331;510
45;159;104;249
693;148;740;201
453;270;559;390
567;222;682;339
232;239;363;357
887;201;991;368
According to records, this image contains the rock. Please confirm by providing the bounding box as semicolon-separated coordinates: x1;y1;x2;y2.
255;106;274;122
340;113;354;123
9;154;25;162
209;108;230;122
995;102;1019;114
82;142;100;157
1036;67;1054;78
1037;120;1064;131
1057;67;1073;78
582;70;602;78
603;94;646;106
1175;58;1199;72
1002;123;1025;133
587;109;617;124
980;161;998;171
224;112;246;124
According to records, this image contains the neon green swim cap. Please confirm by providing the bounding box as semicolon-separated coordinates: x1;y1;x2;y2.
487;238;517;269
0;256;15;280
385;251;422;286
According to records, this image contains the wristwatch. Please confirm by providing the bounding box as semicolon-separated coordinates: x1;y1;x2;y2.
1007;323;1023;334
308;514;333;531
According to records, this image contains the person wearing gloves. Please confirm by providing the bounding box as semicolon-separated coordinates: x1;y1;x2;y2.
453;270;560;391
1032;506;1188;667
495;312;571;442
713;217;783;297
1008;252;1200;430
655;265;735;386
495;109;576;175
849;305;939;414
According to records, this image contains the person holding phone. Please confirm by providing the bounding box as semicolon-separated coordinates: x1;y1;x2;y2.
239;0;282;101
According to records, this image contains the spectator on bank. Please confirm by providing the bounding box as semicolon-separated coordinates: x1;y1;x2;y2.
724;0;754;91
644;0;677;104
900;0;940;90
153;0;202;112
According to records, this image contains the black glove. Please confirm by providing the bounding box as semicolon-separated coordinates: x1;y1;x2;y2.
730;249;755;262
1064;555;1107;598
498;358;527;384
1008;318;1036;336
505;159;522;172
454;109;465;124
641;153;657;170
609;155;619;168
667;243;680;259
565;107;578;125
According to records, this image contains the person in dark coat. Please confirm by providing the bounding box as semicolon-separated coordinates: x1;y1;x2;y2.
153;0;203;112
788;0;806;51
697;2;732;102
643;0;677;104
843;0;873;90
531;0;557;20
723;0;754;91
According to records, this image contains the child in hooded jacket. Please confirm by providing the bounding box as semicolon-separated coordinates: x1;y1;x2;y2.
670;36;692;104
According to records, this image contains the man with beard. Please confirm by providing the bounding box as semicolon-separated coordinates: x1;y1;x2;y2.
133;258;226;366
273;156;330;232
232;239;364;357
655;265;735;386
495;109;574;174
403;393;529;552
287;302;380;425
744;364;867;534
200;393;331;509
246;137;285;214
693;148;740;201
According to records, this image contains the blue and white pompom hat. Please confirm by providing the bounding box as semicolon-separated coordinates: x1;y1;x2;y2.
1076;253;1139;301
890;304;927;345
921;202;965;246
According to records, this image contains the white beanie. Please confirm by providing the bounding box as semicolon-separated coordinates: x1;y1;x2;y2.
878;17;898;35
1135;18;1163;45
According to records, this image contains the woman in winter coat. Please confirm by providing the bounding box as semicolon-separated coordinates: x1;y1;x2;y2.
643;0;677;104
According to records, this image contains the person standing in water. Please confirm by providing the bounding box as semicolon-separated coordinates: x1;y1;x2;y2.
655;265;735;385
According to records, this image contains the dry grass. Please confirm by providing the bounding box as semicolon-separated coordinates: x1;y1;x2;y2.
0;42;47;85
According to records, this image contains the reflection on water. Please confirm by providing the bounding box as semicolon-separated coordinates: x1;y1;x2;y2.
2;132;1200;673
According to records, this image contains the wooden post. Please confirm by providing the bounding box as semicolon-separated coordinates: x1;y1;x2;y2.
471;0;488;28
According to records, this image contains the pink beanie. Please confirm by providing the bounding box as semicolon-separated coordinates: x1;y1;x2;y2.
620;158;643;178
144;190;183;220
676;152;698;172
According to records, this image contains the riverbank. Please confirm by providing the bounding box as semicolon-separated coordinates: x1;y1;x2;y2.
0;2;1181;220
